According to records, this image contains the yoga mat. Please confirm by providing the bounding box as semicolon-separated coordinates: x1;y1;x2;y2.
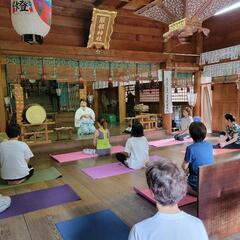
111;145;125;154
56;209;130;240
81;163;134;179
50;145;125;163
0;167;62;190
0;184;80;219
149;138;192;148
149;155;166;161
213;148;240;156
133;187;197;207
50;151;98;163
181;148;239;156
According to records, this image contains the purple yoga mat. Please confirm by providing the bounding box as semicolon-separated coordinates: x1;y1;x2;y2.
81;155;165;179
0;184;80;219
82;163;134;179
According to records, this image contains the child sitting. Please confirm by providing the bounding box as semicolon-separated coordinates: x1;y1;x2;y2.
116;122;149;170
182;122;214;196
129;160;208;240
93;118;111;156
174;107;193;141
0;124;34;185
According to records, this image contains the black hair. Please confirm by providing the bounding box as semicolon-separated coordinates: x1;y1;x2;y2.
189;122;207;142
131;122;144;137
98;117;107;129
183;107;192;116
6;124;21;138
224;113;236;123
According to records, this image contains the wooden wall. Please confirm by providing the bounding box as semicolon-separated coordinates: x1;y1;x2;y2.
0;2;165;53
203;9;240;51
212;82;240;132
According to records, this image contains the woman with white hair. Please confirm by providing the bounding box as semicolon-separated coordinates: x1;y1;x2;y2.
129;160;208;240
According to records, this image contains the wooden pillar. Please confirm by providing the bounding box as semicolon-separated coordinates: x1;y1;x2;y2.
194;71;201;117
118;86;126;123
93;89;99;119
0;56;7;132
161;70;172;134
194;33;203;117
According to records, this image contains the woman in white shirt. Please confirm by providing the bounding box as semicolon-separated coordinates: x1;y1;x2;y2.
116;122;149;170
174;107;193;141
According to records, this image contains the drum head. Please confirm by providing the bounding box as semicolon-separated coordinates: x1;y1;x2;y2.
25;105;46;124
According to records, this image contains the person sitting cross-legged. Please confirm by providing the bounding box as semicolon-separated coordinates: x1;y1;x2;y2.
128;160;208;240
0;124;34;185
182;122;214;196
116;122;149;170
214;113;240;149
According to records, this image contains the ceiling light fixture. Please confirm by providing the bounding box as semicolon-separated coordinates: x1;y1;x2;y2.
215;2;240;15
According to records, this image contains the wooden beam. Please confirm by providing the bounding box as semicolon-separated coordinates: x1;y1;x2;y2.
116;0;131;10
0;40;169;62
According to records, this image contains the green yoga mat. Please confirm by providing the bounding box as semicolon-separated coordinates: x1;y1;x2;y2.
0;167;62;190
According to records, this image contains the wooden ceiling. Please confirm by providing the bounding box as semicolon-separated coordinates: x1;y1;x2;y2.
0;0;203;61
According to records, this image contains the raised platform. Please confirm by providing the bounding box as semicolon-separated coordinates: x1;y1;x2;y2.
31;128;167;154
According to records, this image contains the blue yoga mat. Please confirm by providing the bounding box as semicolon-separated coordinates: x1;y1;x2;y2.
0;184;80;219
56;209;130;240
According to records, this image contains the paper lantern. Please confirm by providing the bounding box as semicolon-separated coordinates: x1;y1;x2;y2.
11;0;52;44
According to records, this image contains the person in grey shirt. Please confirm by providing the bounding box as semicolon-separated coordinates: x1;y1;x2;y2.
128;160;208;240
174;107;193;141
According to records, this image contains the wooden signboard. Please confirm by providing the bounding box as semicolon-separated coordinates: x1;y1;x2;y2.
13;83;24;124
87;8;117;50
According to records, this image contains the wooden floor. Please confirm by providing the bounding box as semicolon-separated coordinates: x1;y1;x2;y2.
0;135;240;240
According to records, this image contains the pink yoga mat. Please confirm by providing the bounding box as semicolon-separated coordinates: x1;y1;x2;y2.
82;163;134;179
181;148;239;156
111;145;125;154
149;138;192;148
50;145;125;163
149;155;166;161
133;187;197;207
50;152;98;163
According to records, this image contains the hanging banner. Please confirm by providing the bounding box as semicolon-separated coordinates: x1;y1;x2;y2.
87;8;117;50
164;71;173;114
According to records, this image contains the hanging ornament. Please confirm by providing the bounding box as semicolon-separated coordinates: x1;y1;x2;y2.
19;57;26;82
135;63;140;91
41;58;46;81
11;0;52;44
78;61;84;89
108;62;113;88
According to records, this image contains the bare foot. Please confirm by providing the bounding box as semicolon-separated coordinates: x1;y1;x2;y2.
7;179;26;185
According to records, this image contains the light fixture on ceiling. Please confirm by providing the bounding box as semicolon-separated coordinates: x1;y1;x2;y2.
135;0;239;44
215;2;240;15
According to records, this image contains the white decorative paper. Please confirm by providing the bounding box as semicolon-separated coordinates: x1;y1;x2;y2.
203;61;240;77
200;44;240;65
